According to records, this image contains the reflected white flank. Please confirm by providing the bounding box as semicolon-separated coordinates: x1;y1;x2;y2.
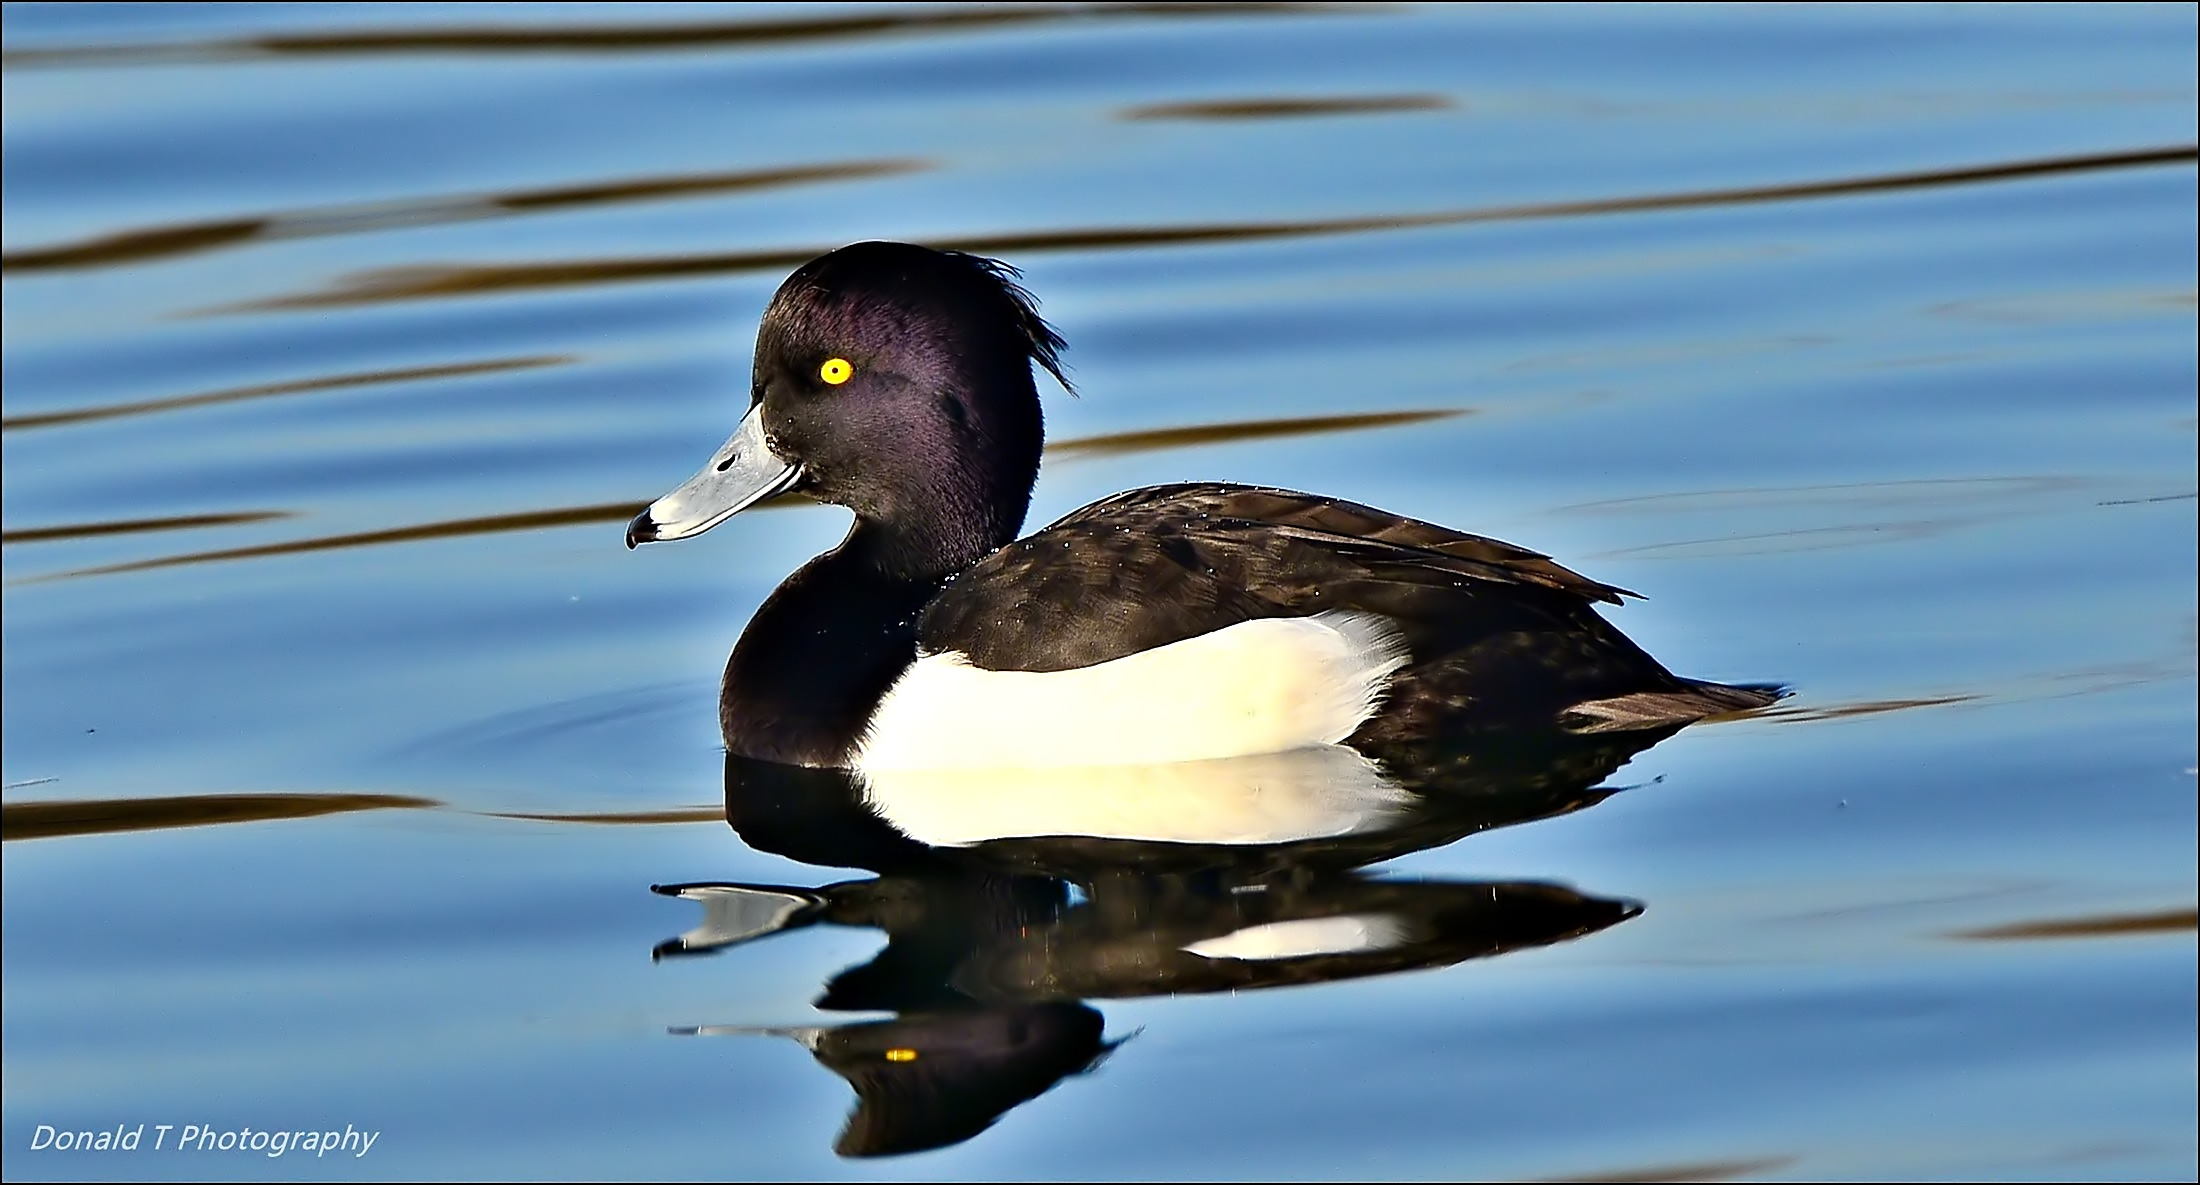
861;742;1413;847
1182;913;1412;961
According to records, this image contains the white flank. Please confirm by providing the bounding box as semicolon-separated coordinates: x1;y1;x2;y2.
860;743;1414;847
856;610;1411;770
1181;913;1412;962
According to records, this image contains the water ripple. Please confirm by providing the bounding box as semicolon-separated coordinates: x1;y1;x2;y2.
1;355;573;432
1047;408;1466;459
210;145;2199;314
16;500;648;583
1537;1157;1796;1184
2;510;293;545
2;3;1367;68
2;161;928;273
0;791;724;840
1952;908;2198;941
1;792;435;842
1119;93;1451;121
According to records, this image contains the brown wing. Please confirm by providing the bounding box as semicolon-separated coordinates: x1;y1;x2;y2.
920;482;1642;673
1052;483;1637;605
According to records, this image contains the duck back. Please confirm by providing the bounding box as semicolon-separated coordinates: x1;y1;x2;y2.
912;482;1775;745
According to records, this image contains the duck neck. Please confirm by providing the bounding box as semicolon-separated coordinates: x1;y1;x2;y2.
719;508;1023;767
843;497;1023;584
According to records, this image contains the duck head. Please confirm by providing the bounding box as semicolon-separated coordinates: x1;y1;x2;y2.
626;241;1071;573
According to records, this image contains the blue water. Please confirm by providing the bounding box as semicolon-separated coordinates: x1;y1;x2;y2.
4;4;2195;1180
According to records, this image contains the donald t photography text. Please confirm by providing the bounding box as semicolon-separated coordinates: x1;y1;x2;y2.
27;1123;380;1160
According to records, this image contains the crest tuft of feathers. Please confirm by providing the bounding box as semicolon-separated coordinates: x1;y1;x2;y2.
949;250;1074;396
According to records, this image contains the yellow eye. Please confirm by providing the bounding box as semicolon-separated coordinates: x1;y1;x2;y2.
819;358;853;385
884;1048;918;1063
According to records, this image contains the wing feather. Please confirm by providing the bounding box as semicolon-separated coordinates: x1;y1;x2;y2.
922;483;1637;672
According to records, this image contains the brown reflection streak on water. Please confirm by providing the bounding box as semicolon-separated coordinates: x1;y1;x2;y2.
1554;476;2088;516
0;3;1365;68
0;355;573;431
18;500;651;583
2097;491;2198;507
0;792;728;841
1586;521;1952;560
1535;1156;1795;1183
1565;476;2093;560
0;792;436;842
1952;908;2198;940
484;808;722;825
1048;408;1466;459
1756;694;1981;723
1;162;929;273
213;145;2198;314
2;510;291;545
1119;93;1452;121
1;217;268;271
24;408;1455;581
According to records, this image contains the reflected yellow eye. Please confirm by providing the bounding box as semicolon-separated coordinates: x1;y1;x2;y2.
884;1048;918;1063
819;358;853;385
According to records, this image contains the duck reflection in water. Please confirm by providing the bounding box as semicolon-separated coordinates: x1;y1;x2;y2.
654;727;1677;1158
626;243;1782;1156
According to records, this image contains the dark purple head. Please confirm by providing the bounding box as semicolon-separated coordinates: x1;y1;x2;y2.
627;242;1070;571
